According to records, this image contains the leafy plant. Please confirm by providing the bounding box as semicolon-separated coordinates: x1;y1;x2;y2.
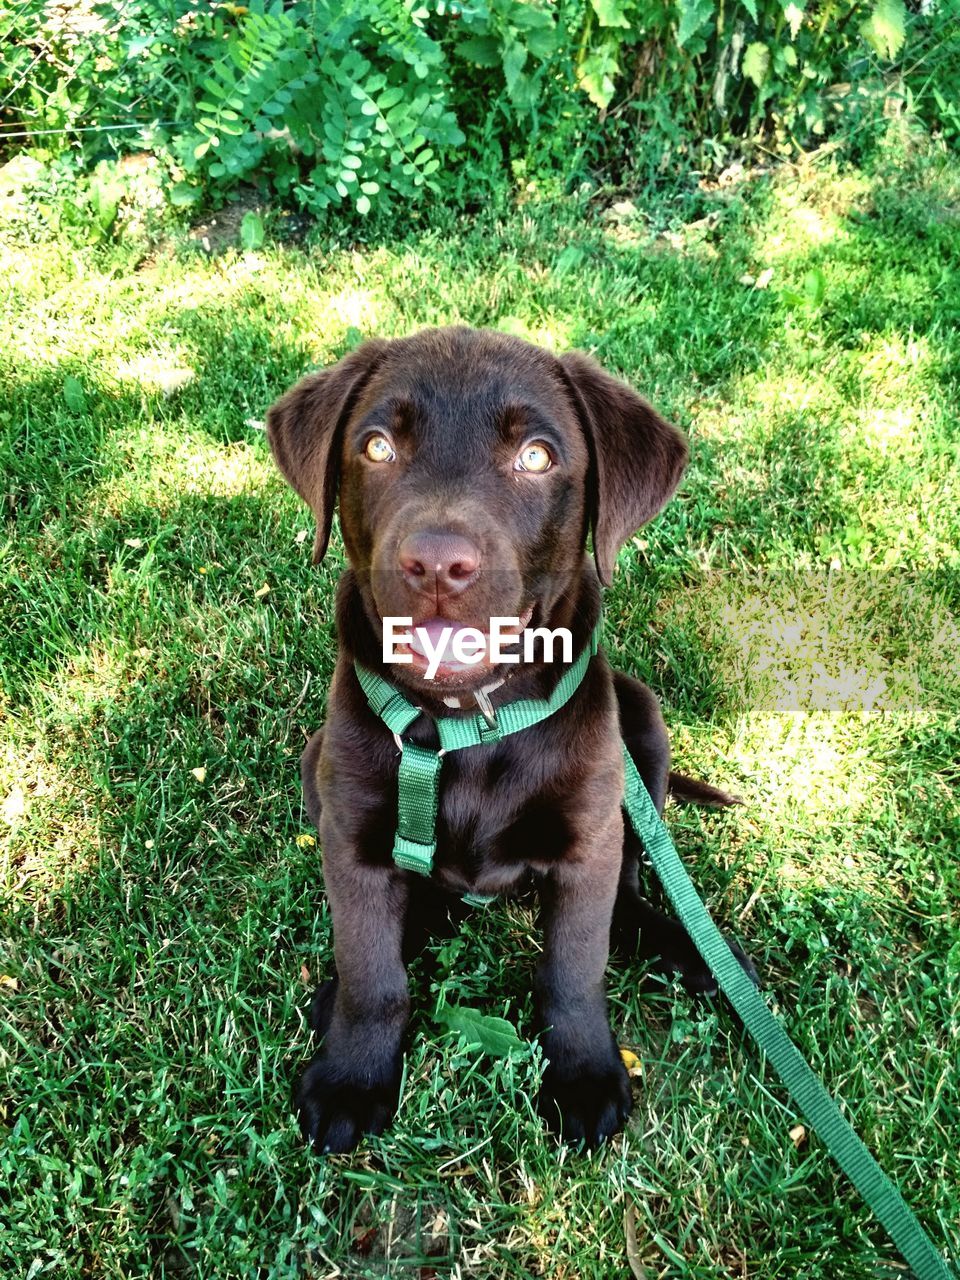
1;0;955;231
435;1004;526;1057
239;209;265;249
567;0;947;161
178;0;465;216
448;0;558;116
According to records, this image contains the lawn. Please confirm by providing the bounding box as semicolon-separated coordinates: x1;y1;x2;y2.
1;134;959;1279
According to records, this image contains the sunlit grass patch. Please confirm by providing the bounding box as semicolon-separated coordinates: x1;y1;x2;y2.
112;351;197;396
92;425;274;517
494;312;578;351
694;370;841;443
668;571;960;723
753;167;872;266
307;284;386;337
0;733;102;904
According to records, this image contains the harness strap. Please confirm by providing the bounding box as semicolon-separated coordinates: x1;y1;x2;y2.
393;743;443;874
621;745;954;1280
356;622;602;882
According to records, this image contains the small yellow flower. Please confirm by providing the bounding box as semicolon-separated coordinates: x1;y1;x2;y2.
619;1047;642;1076
295;833;316;848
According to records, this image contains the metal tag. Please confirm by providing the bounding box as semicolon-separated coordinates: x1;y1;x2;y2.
474;687;498;728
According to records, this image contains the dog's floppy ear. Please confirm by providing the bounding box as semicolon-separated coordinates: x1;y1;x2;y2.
559;351;689;585
266;340;388;563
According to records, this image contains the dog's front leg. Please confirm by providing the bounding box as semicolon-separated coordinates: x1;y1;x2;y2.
294;837;410;1154
535;810;632;1147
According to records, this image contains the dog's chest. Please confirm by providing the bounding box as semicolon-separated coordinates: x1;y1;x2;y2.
430;744;574;889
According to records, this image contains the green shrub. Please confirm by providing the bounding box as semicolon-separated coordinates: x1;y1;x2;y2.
2;0;956;228
573;0;959;161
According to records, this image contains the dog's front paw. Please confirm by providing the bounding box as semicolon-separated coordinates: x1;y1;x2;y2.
538;1059;633;1148
294;1050;401;1154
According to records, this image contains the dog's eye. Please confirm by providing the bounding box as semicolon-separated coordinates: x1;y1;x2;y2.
364;434;396;463
515;443;553;474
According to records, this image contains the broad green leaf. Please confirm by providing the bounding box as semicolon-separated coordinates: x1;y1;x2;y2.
526;27;556;58
742;41;769;87
511;4;553;29
169;182;199;207
554;245;586;276
591;0;631;29
783;1;804;39
356;194;371;214
578;43;620;109
861;0;906;59
239;210;265;250
803;267;826;305
677;0;715;48
741;0;758;19
436;1006;524;1058
508;70;540;114
63;376;86;414
501;39;528;95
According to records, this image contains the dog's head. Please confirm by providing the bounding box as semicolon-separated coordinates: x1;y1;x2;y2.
267;327;686;691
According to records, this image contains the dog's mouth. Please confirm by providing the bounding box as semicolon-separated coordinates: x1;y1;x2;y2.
390;607;535;686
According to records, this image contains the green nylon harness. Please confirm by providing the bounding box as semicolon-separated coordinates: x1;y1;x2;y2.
354;631;954;1280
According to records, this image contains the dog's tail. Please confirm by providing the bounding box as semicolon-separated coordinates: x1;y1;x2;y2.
668;772;743;807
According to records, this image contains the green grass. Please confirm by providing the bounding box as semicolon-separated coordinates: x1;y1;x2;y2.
2;130;959;1278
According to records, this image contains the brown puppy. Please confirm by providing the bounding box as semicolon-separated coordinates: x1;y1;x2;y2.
267;326;752;1153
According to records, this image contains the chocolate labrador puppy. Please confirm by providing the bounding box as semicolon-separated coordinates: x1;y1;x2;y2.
268;326;752;1153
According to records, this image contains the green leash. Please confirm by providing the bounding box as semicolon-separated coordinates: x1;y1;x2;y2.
355;634;954;1280
621;747;953;1280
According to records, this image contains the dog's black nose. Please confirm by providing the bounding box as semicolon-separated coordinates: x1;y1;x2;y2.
398;529;481;597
